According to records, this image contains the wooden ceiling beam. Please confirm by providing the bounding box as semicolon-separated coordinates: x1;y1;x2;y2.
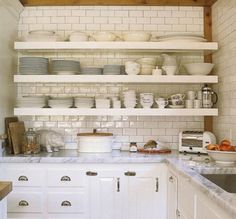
19;0;217;7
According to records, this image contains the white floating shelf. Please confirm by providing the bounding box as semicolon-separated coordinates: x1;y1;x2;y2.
14;41;218;53
14;75;218;84
14;108;218;116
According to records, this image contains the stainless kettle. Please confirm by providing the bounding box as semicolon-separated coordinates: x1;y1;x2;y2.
202;84;218;108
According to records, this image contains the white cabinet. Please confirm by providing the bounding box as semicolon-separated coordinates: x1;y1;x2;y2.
0;198;7;219
0;163;166;219
167;171;178;219
89;170;124;219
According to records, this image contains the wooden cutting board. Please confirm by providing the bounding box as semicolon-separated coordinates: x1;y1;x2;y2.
9;122;25;155
5;117;19;154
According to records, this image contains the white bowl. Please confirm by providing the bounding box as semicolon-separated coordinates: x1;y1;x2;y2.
136;57;157;65
207;150;236;165
123;32;151;42
92;31;116;41
162;65;178;75
184;63;214;75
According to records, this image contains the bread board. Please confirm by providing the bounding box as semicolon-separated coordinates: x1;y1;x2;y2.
138;148;171;154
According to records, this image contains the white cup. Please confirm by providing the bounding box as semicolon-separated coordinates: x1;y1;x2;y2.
156;100;168;109
187;91;197;100
197;91;202;100
185;99;194;108
162;65;177;75
113;100;121;108
155;97;166;102
194;99;202;108
152;69;162;75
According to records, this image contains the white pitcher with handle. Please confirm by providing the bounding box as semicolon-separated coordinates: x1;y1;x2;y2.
161;54;181;75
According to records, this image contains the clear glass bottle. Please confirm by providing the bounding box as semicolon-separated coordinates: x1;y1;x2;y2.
24;128;40;154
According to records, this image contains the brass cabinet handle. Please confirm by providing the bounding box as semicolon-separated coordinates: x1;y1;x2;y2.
117;178;120;192
169;176;174;183
155;178;159;192
176;209;180;217
61;200;72;207
124;171;136;176
86;171;98;176
61;176;71;181
18;176;28;181
19;200;29;207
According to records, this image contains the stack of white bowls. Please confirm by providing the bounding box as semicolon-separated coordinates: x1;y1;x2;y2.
123;90;137;108
125;61;140;75
51;60;80;75
136;57;157;75
16;96;46;108
74;97;94;108
95;97;110;109
48;97;73;108
140;93;154;108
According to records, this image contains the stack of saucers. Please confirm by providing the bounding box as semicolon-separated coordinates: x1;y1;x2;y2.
19;57;49;75
95;97;110;109
80;67;103;75
103;65;121;75
16;96;46;108
123;90;137;108
51;60;80;75
74;97;94;108
48;97;73;108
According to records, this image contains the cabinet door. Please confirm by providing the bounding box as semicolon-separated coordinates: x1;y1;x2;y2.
89;170;124;219
167;171;178;219
124;165;167;219
177;175;195;219
195;193;232;219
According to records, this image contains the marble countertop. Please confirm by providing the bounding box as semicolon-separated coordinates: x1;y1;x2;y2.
0;182;12;201
1;150;236;217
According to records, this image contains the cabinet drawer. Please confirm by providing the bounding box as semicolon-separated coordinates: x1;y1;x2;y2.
47;192;85;213
8;213;43;219
4;168;44;187
47;169;85;187
48;214;85;219
8;192;43;213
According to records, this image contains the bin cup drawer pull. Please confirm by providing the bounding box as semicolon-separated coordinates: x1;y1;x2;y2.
86;171;98;176
18;176;28;181
19;200;29;207
60;176;71;181
124;171;136;176
61;200;72;207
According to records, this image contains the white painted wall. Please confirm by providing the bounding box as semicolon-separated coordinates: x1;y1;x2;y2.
212;0;236;144
0;0;23;134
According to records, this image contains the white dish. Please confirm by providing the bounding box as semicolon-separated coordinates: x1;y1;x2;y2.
157;34;207;42
184;63;215;75
123;32;151;42
207;150;236;165
168;105;185;108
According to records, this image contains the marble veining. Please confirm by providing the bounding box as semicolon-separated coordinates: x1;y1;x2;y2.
1;150;236;218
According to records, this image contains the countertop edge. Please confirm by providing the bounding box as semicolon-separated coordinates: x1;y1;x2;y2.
0;182;12;201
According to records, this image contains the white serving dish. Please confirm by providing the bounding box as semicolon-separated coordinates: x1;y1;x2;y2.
123;32;151;42
77;131;113;153
92;31;116;41
184;63;215;75
207;150;236;165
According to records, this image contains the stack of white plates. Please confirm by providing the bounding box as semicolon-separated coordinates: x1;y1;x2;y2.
103;65;121;75
48;97;73;108
156;33;207;42
16;96;46;108
19;57;49;75
21;30;62;42
80;68;103;75
123;90;137;108
95;98;110;109
74;97;94;108
51;60;80;75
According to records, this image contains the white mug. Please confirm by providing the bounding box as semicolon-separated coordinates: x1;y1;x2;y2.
187;91;197;100
185;99;194;108
156;100;168;109
194;99;202;108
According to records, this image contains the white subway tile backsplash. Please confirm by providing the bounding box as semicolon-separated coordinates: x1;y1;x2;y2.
18;6;205;150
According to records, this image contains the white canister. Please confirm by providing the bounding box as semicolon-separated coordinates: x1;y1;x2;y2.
77;130;113;153
185;99;194;108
